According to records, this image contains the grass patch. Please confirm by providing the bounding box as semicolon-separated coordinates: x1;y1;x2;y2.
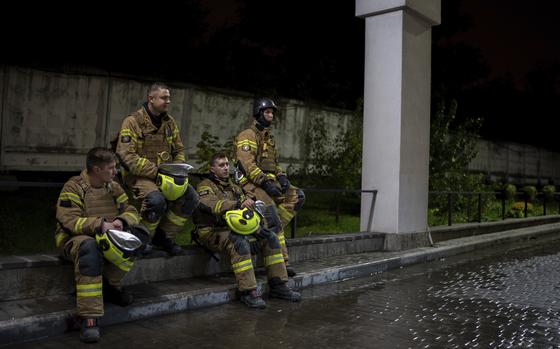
290;208;360;237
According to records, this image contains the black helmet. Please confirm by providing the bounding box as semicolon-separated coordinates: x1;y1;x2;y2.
253;98;278;117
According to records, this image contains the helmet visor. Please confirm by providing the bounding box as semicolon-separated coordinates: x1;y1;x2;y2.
108;229;143;252
158;163;193;178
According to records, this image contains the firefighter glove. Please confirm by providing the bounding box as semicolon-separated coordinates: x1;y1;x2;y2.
262;180;282;197
277;175;290;194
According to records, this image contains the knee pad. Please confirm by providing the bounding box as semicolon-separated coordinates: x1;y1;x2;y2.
180;185;200;215
256;227;281;250
262;205;282;234
295;189;305;212
78;239;103;277
229;233;251;256
142;191;167;222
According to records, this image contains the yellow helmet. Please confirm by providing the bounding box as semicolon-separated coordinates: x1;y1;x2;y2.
96;229;142;272
156;163;193;201
225;208;261;235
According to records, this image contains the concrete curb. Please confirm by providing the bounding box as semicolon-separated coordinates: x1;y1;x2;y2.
2;223;560;346
290;223;560;290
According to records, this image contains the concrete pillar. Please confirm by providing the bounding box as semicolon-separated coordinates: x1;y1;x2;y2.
356;0;441;235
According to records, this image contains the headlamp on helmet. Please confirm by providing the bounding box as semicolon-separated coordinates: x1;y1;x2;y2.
225;208;262;235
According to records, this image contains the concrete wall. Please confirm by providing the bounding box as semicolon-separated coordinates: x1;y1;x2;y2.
1;65;559;184
0;65;352;172
469;139;560;184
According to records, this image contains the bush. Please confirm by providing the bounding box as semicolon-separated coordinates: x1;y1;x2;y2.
504;184;517;200
543;185;556;200
194;131;234;171
508;201;533;218
523;185;537;202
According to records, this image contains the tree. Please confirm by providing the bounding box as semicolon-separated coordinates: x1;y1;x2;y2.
429;97;482;192
194;131;234;171
295;99;363;190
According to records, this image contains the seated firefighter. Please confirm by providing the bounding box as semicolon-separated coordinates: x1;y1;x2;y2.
115;82;199;255
54;147;149;343
193;153;301;308
234;97;306;276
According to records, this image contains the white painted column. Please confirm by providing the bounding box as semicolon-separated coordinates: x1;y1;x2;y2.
357;0;441;234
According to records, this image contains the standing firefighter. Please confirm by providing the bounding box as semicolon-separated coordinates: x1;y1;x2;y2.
234;98;305;276
55;148;148;343
193;153;301;308
115;82;199;255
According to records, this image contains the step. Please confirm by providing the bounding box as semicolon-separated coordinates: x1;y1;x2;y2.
0;232;385;301
2;222;560;346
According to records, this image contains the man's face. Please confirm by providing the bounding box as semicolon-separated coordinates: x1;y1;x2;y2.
94;160;117;183
148;88;171;114
211;157;230;179
263;108;274;124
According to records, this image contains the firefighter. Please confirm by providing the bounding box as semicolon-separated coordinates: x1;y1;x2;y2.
234;98;305;276
193;153;301;308
55;147;146;343
115;82;199;255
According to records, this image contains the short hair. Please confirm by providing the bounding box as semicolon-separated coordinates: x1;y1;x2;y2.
86;147;116;172
210;152;228;166
147;82;170;97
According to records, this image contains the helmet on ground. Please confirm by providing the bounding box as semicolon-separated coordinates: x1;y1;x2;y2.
96;229;142;271
253;98;278;117
225;208;262;235
156;163;193;201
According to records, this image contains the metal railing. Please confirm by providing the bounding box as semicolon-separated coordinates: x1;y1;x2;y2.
429;191;560;226
6;180;559;231
0;180;377;239
288;188;377;238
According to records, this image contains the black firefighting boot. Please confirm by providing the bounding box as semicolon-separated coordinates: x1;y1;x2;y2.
138;242;153;256
239;289;266;309
103;282;134;307
152;229;182;256
80;317;100;343
286;266;296;277
268;277;301;302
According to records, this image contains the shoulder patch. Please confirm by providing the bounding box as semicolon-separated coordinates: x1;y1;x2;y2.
121;135;131;143
198;190;210;196
242;144;250;152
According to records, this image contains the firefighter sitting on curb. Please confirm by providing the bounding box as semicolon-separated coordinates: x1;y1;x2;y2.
115;82;199;255
234;98;305;276
55;147;149;343
193;152;301;308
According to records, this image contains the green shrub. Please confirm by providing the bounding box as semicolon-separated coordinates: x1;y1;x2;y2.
508;201;533;218
194;131;234;172
523;185;537;202
543;185;556;200
504;184;517;200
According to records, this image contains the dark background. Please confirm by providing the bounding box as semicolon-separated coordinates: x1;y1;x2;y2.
3;0;559;150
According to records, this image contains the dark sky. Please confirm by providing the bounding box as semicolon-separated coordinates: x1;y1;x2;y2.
449;0;560;85
2;0;559;149
3;1;556;93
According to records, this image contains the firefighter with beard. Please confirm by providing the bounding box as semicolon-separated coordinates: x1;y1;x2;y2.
115;82;199;255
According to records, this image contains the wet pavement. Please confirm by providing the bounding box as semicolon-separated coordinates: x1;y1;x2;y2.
10;238;560;348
